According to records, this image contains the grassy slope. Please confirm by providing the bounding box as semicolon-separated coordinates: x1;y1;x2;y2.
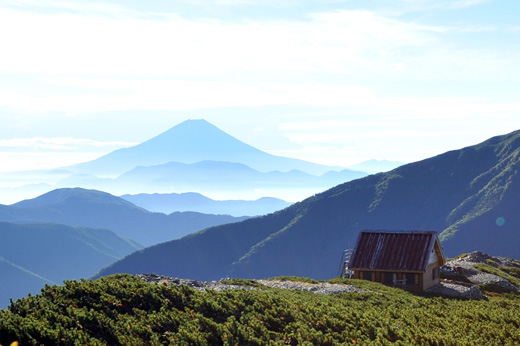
1;275;520;345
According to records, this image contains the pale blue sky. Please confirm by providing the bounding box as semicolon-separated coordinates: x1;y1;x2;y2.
1;0;519;172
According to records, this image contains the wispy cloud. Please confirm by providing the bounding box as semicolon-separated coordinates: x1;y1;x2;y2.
400;0;492;11
0;7;433;77
0;6;472;114
0;136;136;173
0;137;136;150
0;79;375;112
275;97;520;165
2;0;155;19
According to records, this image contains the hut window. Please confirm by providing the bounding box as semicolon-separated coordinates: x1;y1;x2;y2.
363;271;372;280
406;273;418;285
383;272;394;284
432;267;439;280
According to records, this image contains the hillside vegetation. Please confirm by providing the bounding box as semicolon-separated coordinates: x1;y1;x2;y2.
1;274;520;345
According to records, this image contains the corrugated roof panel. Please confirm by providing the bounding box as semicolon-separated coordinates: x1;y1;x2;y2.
349;231;438;271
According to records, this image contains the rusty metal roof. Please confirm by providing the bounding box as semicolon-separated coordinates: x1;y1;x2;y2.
349;231;440;272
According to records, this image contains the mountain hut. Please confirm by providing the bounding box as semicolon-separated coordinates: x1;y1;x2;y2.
348;231;445;291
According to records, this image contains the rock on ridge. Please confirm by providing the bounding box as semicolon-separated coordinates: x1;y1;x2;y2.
135;274;365;294
442;251;519;292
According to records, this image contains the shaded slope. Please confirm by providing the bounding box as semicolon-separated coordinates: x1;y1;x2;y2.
96;207;301;281
71;119;339;175
0;221;144;307
0;221;142;283
96;130;520;281
0;188;249;245
0;256;55;308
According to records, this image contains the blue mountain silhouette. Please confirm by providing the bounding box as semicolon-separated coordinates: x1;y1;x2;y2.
70;119;341;176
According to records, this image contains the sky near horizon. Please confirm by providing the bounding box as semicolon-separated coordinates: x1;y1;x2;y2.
1;0;520;172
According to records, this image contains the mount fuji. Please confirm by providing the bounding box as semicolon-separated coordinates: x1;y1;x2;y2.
69;119;343;176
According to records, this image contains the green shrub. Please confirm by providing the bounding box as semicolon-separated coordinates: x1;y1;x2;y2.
474;263;520;288
219;278;266;288
268;276;319;284
479;282;515;294
1;274;520;345
500;267;520;279
486;258;498;265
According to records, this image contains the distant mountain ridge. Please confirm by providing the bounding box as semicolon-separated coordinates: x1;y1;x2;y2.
96;129;520;281
70;119;342;176
64;160;365;198
0;188;249;246
120;192;292;216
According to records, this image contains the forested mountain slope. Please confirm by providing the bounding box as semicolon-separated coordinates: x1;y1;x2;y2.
97;130;520;280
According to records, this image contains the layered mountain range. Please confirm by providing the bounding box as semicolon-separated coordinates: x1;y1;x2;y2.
96;129;520;281
0;188;251;307
0;188;248;246
120;192;291;216
60;160;366;200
